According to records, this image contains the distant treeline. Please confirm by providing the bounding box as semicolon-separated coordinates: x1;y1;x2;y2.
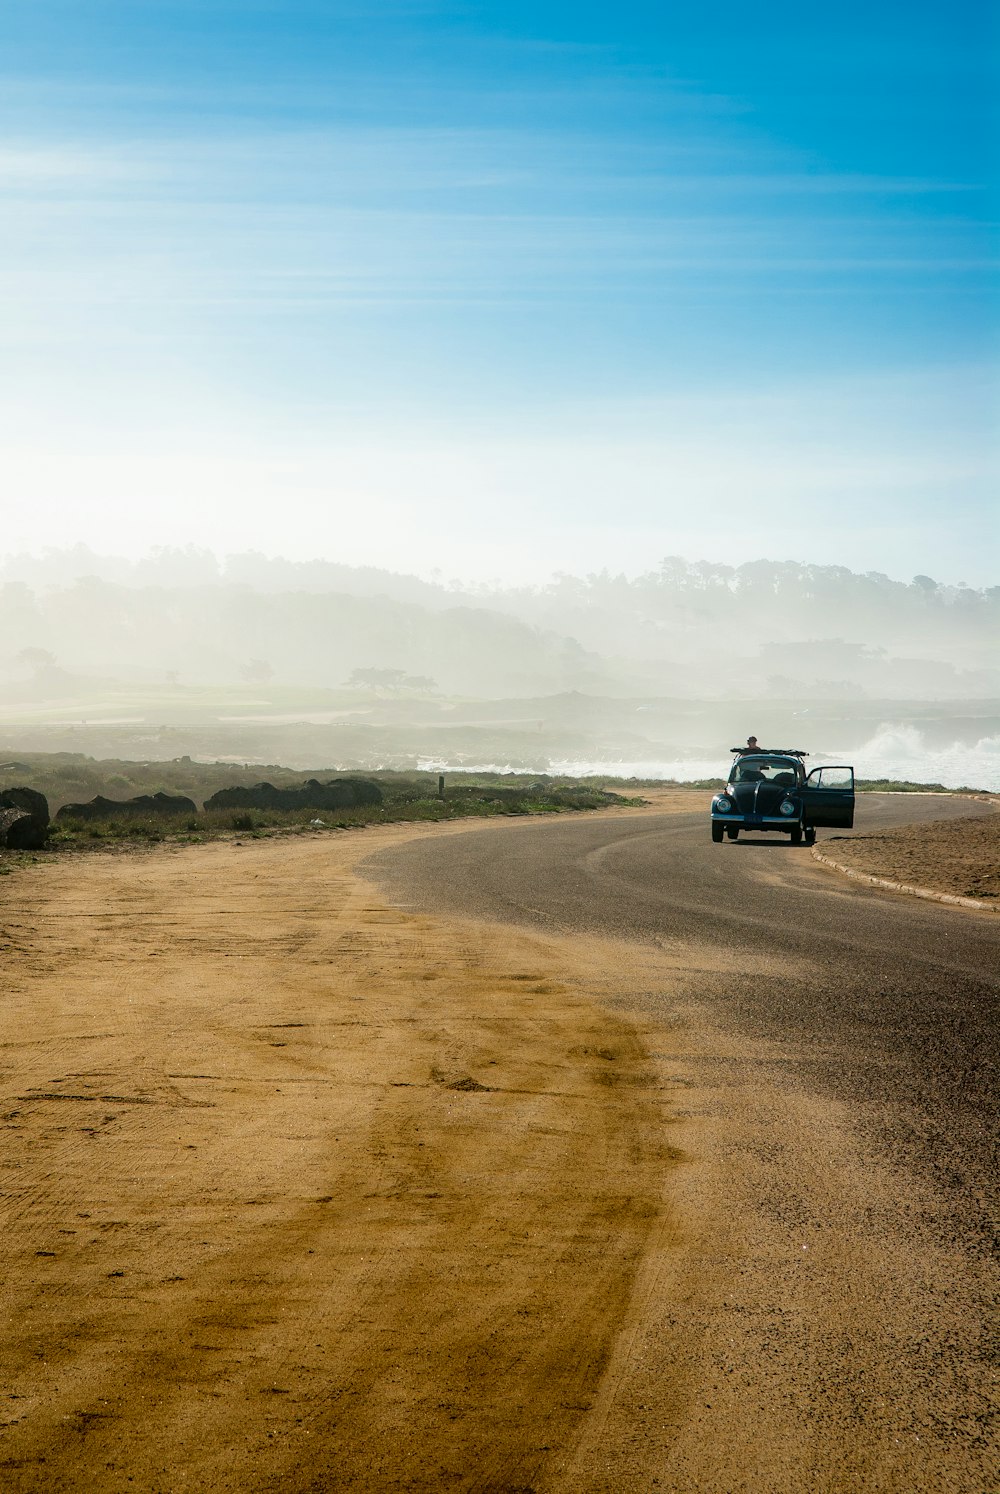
1;548;997;699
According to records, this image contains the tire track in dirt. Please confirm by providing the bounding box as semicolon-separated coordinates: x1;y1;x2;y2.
9;797;991;1491
365;800;999;1493
0;826;678;1492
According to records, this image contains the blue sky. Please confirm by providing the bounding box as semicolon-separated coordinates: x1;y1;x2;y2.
2;1;996;584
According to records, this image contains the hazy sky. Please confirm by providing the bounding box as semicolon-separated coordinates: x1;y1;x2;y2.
2;1;997;585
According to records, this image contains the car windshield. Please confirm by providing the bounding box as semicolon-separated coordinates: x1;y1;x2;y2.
731;757;801;785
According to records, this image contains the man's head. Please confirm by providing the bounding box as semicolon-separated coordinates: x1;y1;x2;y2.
747;736;758;749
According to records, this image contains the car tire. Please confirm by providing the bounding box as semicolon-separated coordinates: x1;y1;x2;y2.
804;827;816;845
727;827;739;840
712;823;724;843
790;827;803;845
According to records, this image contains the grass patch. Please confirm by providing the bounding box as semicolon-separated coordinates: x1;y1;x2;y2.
855;779;987;794
34;768;642;852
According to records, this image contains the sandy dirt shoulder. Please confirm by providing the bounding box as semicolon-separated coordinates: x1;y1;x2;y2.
823;795;1000;905
2;797;993;1492
1;816;679;1492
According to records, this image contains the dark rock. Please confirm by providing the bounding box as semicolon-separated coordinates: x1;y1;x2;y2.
54;792;197;822
204;778;383;814
0;807;31;847
54;795;117;822
130;792;198;818
323;777;383;808
0;786;50;848
204;782;284;812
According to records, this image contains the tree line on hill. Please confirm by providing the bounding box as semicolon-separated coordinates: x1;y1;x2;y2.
0;547;996;700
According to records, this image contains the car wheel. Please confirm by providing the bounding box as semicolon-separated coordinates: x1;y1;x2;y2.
727;827;739;840
712;823;724;843
790;827;803;845
804;827;816;845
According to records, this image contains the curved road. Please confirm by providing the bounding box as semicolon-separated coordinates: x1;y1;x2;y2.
366;794;999;1249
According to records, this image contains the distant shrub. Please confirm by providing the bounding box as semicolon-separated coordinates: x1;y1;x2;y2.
857;779;952;793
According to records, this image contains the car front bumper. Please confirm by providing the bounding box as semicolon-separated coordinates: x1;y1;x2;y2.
711;812;800;829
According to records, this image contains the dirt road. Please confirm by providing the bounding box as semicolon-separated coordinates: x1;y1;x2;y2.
2;815;681;1492
367;792;999;1492
2;794;996;1491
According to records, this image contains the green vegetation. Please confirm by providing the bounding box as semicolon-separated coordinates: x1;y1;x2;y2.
855;779;986;794
3;751;990;858
0;755;643;851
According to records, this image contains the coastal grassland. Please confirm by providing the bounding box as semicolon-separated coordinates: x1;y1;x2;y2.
2;749;992;810
3;757;643;852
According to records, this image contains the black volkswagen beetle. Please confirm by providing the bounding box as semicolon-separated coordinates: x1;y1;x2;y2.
710;748;854;844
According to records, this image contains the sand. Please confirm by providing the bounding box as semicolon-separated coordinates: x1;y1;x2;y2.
1;795;993;1491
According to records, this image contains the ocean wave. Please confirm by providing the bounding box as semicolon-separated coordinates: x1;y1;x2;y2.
553;732;1000;792
419;729;1000;792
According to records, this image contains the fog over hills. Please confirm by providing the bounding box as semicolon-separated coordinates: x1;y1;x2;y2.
3;546;997;699
1;547;997;788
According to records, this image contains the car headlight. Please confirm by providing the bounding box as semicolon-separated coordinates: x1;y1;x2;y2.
779;799;797;816
714;797;731;813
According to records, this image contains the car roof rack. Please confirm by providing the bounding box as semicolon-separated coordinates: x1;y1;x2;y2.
730;747;809;756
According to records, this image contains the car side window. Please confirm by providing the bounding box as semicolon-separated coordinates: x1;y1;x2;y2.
808;766;854;789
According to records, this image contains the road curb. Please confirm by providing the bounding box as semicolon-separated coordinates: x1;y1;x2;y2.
810;849;998;913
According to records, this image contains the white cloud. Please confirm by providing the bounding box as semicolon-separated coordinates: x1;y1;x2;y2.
0;143;150;187
0;108;992;590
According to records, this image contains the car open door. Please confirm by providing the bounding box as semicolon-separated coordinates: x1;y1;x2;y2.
802;765;855;828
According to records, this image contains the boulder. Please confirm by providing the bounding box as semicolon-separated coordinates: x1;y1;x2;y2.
127;792;198;818
55;795;120;822
203;782;286;812
321;777;383;808
0;807;32;848
54;792;197;822
0;786;50;849
204;777;383;814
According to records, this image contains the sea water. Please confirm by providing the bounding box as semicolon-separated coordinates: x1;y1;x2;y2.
421;727;1000;792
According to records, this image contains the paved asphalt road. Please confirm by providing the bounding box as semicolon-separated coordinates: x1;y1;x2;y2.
364;795;999;1258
